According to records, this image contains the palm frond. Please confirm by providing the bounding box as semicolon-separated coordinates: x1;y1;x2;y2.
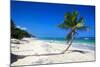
78;17;84;23
64;20;73;27
64;12;73;26
59;23;70;29
65;11;79;27
73;11;78;16
77;26;89;31
72;11;78;26
65;12;72;19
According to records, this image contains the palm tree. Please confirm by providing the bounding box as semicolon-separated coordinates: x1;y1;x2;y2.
59;11;88;54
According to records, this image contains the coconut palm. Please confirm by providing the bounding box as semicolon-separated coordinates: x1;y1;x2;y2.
59;11;88;54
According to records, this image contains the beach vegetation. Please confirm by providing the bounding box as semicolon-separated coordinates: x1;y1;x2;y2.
59;11;88;53
11;19;34;39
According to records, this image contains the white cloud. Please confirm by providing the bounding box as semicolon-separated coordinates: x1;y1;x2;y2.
16;26;27;30
21;27;27;30
16;26;21;28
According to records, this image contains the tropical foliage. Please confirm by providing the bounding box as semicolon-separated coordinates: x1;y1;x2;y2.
59;11;88;53
11;19;34;39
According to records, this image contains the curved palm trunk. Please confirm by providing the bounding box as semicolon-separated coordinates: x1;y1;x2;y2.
61;32;74;54
17;32;74;57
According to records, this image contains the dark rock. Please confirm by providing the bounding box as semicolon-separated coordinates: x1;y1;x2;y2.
11;53;26;64
11;53;18;64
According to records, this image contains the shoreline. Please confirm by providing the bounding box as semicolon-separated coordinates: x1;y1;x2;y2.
11;38;95;66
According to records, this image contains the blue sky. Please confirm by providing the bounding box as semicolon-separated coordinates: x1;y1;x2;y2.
11;1;95;38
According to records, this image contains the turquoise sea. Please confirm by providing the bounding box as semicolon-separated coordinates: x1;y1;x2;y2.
38;37;95;51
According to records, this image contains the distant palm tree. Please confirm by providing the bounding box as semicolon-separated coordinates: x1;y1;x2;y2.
59;11;88;54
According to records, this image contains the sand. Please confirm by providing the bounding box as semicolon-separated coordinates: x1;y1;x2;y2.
11;38;95;66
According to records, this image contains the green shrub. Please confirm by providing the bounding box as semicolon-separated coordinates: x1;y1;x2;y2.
11;19;34;39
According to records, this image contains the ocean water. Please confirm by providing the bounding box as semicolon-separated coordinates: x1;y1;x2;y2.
39;37;95;51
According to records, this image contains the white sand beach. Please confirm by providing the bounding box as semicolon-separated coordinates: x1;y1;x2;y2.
11;38;95;66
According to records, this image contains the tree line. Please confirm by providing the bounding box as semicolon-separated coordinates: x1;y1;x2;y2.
11;20;35;39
